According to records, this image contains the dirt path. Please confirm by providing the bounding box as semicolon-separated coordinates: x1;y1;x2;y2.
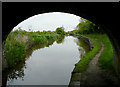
87;42;104;73
80;42;106;86
69;41;120;87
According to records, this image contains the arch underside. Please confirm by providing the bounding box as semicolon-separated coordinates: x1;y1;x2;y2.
2;2;120;76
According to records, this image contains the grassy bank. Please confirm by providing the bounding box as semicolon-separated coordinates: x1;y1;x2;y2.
72;35;101;73
86;34;114;71
5;30;63;68
72;34;114;73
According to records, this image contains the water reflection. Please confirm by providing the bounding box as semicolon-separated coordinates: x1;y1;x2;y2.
3;36;90;86
2;60;26;86
3;38;61;86
75;36;91;58
56;35;65;44
25;40;56;59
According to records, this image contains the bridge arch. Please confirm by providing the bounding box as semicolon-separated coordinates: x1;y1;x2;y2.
2;2;120;76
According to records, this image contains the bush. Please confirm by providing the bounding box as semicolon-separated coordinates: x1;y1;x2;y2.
33;35;48;44
56;27;66;35
76;18;105;34
5;37;25;67
4;29;63;68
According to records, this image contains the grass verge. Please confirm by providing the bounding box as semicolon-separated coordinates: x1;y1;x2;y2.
72;35;101;73
86;34;114;71
73;34;114;73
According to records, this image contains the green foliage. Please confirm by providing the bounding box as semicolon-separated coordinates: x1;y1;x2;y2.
5;30;60;68
88;34;114;70
67;30;78;36
29;33;59;44
56;27;66;35
72;30;78;34
76;18;104;34
32;35;48;44
76;36;91;54
73;35;101;73
12;29;27;35
73;34;114;73
5;36;25;68
56;35;65;44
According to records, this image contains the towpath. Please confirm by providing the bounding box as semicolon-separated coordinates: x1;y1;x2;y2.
69;41;119;87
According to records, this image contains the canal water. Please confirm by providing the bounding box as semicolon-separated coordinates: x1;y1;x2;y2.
3;36;90;86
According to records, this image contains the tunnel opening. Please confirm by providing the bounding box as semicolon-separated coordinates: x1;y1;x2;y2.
3;11;116;71
2;2;120;86
2;11;119;86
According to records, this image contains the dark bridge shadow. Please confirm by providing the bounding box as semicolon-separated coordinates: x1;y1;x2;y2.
2;2;120;79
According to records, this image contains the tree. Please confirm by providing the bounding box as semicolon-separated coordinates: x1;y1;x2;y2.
56;27;66;35
76;17;104;34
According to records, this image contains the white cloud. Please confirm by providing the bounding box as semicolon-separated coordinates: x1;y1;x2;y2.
13;12;81;32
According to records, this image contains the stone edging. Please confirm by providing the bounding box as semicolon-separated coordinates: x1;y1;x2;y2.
79;36;94;50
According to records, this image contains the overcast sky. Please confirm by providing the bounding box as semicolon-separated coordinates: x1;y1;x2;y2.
13;12;81;32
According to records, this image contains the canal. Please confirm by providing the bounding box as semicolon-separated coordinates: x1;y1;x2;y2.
3;36;90;86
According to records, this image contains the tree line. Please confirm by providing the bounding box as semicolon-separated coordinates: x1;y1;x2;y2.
67;17;105;35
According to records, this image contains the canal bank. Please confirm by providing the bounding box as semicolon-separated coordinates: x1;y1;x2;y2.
69;40;103;86
69;34;120;87
3;36;88;86
69;35;95;86
2;30;63;70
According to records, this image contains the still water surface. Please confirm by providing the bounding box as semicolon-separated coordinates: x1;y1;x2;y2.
6;36;86;85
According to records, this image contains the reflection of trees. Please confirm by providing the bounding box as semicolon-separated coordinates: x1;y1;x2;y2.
78;47;85;58
56;35;65;44
75;36;91;58
2;60;26;86
7;65;25;81
25;40;55;59
3;38;57;86
76;36;91;53
46;40;55;47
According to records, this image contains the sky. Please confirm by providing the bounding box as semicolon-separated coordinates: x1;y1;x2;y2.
12;12;81;32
